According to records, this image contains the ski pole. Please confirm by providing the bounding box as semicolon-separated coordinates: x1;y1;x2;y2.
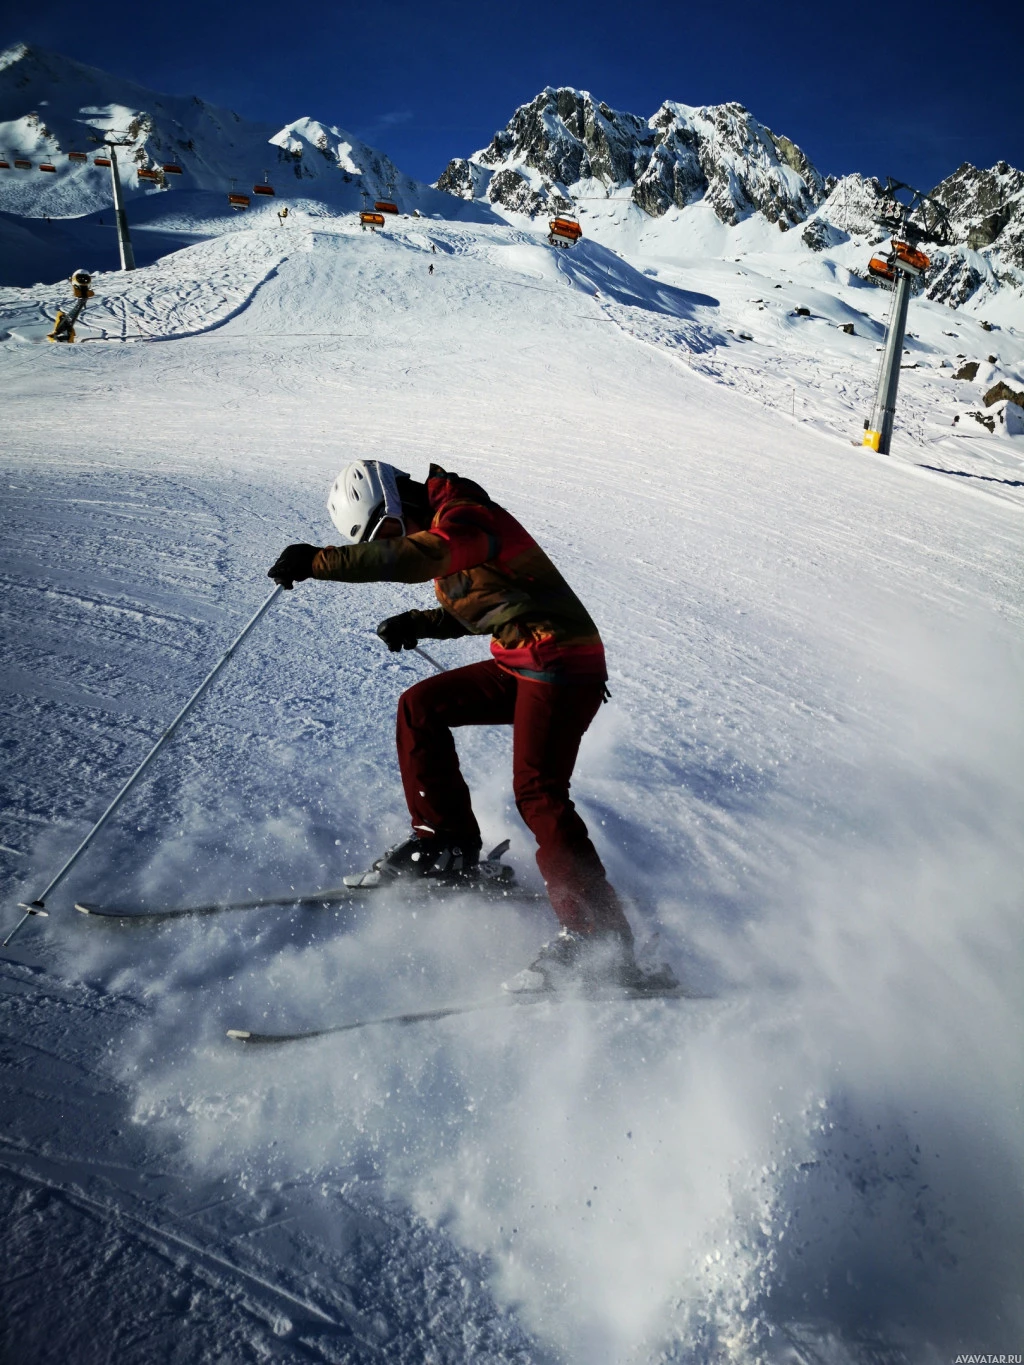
412;645;444;674
4;586;284;948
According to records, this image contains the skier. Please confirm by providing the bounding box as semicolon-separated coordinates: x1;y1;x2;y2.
268;461;659;991
428;263;434;275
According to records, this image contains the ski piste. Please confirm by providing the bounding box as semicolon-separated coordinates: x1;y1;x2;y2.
226;982;713;1045
75;841;540;920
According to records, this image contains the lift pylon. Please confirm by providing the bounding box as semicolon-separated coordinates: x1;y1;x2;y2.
91;136;136;270
862;179;950;454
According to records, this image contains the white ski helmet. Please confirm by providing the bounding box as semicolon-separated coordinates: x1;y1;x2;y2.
327;460;409;543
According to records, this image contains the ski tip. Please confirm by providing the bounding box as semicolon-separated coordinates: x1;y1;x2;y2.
74;903;96;915
16;902;48;917
226;1029;252;1041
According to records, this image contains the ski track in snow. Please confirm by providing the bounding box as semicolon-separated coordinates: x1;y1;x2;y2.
1;214;1023;1364
0;229;288;343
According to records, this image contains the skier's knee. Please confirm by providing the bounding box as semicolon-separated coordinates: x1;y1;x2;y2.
514;782;574;835
398;681;429;725
398;676;450;733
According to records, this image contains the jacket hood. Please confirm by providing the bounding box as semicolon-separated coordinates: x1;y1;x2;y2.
425;463;494;513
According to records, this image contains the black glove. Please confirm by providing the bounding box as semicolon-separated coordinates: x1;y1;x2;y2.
377;611;421;652
268;544;318;590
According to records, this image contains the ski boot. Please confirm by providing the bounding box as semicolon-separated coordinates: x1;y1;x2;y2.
503;927;680;995
343;835;480;888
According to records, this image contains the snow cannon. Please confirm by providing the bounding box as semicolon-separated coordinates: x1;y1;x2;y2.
47;271;95;342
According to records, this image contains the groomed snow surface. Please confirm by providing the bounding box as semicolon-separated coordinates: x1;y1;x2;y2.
2;213;1023;1364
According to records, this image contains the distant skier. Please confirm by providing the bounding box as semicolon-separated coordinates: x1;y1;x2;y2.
431;244;436;254
269;461;660;990
428;263;434;275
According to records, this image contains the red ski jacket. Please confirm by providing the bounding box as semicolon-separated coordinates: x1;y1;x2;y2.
311;464;605;682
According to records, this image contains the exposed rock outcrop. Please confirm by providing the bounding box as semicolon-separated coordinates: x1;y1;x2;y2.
928;161;1024;268
436;87;826;229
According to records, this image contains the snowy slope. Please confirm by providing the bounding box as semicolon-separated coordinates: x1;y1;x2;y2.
2;214;1023;1360
435;86;1024;320
0;40;493;272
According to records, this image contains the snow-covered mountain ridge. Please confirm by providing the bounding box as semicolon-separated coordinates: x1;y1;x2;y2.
0;43;476;224
437;86;827;229
438;86;1024;314
1;42;1022;320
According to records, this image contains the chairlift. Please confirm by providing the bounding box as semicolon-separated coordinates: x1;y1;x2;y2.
867;255;896;286
68;151;88;162
162;163;183;175
228;192;251;211
548;216;582;248
892;240;930;273
0;160;9;170
39;163;56;173
14;159;31;170
374;200;398;214
138;167;161;183
94;156;112;168
253;170;275;196
360;211;386;227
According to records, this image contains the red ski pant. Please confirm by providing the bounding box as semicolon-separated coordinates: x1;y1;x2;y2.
396;659;631;939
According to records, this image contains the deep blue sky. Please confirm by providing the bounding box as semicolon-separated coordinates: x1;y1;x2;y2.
12;0;1022;191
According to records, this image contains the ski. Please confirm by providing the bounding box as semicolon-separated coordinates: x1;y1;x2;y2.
226;983;711;1045
75;886;357;920
75;880;539;922
76;879;540;922
75;840;537;921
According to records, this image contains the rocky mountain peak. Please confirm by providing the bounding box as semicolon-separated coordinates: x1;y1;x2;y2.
436;86;827;230
927;161;1024;262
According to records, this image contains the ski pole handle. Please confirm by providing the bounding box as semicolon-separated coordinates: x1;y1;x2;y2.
3;586;284;948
